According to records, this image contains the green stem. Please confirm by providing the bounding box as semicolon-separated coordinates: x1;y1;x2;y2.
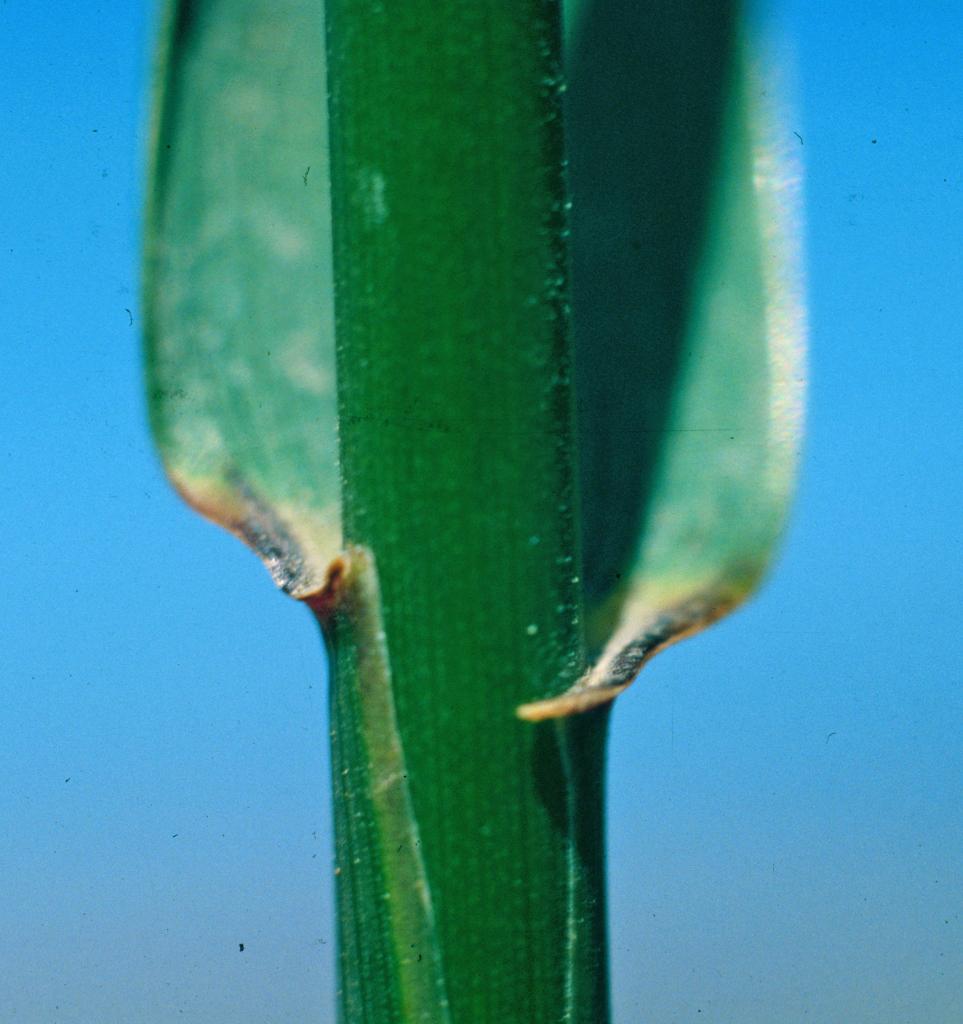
323;0;610;1020
318;548;452;1023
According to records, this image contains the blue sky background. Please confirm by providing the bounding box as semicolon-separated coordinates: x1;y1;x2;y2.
1;2;960;1021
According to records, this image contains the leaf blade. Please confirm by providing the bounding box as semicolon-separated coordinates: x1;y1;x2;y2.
143;0;339;597
525;43;806;719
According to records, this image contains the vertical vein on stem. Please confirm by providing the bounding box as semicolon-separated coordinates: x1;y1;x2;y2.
556;719;579;1023
315;547;452;1024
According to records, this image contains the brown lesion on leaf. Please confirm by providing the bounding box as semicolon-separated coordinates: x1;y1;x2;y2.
302;554;349;622
164;464;337;599
517;584;743;721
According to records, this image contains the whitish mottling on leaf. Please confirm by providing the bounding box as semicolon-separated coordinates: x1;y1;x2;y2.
144;0;340;596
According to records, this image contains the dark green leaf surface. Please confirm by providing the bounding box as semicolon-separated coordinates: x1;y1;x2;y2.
144;0;339;598
564;1;743;623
